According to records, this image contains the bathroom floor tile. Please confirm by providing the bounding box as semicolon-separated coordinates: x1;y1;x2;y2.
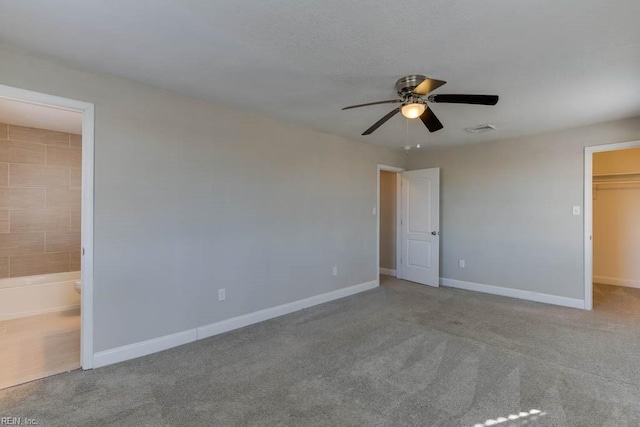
0;308;80;390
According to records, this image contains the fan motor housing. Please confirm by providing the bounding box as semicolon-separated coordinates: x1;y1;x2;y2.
395;75;427;97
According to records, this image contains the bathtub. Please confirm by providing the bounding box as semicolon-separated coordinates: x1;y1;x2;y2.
0;271;81;321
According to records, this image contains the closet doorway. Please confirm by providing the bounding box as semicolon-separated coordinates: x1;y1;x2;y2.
585;141;640;310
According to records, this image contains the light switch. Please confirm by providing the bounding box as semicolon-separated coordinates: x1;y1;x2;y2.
372;207;377;215
573;206;581;216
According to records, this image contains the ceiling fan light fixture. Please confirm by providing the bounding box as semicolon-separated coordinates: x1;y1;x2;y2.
341;75;499;135
401;103;426;119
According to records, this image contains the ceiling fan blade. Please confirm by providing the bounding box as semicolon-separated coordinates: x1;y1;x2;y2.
419;107;444;133
429;94;499;105
362;108;401;135
412;78;447;95
342;99;402;110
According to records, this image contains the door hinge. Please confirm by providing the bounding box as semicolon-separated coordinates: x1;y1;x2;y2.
82;248;85;255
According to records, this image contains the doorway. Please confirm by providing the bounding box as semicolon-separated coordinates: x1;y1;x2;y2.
377;165;440;287
378;167;401;279
584;140;640;310
0;84;95;387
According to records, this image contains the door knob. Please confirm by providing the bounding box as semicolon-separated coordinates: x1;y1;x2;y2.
431;231;439;236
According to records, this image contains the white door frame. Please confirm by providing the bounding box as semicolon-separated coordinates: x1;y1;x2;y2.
377;164;404;280
584;139;640;310
0;84;95;369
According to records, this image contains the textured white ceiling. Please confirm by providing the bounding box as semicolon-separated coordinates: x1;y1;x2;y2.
0;97;82;134
0;1;638;148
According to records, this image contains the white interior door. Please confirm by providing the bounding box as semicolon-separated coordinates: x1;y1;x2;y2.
399;168;440;287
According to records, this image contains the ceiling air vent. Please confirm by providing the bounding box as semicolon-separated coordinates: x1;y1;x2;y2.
465;124;496;134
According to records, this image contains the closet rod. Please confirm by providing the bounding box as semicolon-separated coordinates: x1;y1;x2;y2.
594;181;640;185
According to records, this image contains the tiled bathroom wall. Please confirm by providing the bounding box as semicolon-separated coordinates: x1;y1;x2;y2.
0;122;81;278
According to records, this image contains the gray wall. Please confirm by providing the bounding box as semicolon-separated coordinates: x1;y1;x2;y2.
408;116;640;300
379;170;396;270
0;45;406;352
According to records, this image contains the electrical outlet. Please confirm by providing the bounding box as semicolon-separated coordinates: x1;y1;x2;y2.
459;260;465;269
218;288;226;301
332;266;338;276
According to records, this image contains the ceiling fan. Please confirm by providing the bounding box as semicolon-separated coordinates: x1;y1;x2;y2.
342;75;499;135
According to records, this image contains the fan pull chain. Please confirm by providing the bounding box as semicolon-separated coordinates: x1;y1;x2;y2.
404;118;410;154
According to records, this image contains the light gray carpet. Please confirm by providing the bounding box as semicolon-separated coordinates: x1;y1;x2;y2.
2;278;640;426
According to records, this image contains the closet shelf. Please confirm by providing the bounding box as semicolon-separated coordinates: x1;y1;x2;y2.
593;172;640;186
593;172;640;178
594;181;640;185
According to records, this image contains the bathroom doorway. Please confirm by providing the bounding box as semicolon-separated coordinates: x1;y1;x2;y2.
0;85;94;389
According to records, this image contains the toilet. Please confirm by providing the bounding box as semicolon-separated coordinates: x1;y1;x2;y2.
74;280;81;294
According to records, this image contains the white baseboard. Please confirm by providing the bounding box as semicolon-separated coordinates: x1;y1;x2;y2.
594;275;640;289
197;279;378;339
379;268;396;276
440;278;585;309
94;329;198;368
93;279;379;368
